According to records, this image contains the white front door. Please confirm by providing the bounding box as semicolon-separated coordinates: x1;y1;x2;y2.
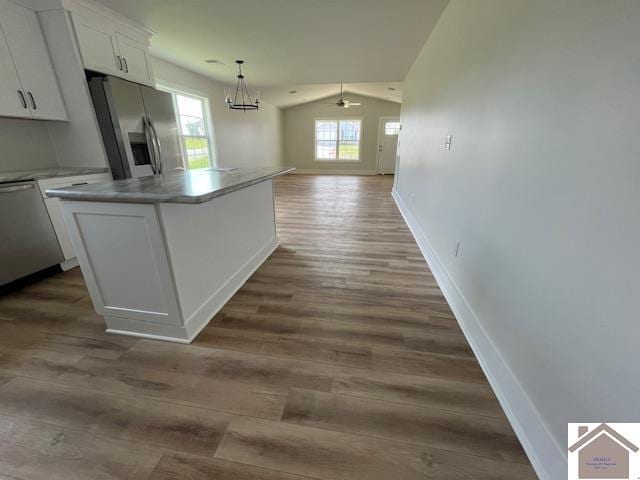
377;117;400;174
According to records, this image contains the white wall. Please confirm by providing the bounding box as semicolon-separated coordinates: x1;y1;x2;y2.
395;0;640;478
152;57;284;169
0;118;59;171
283;94;400;173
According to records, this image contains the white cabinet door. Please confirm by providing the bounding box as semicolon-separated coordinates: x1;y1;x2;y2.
116;33;154;86
0;24;29;118
0;0;67;121
72;13;122;77
62;201;182;326
38;172;112;262
44;197;75;260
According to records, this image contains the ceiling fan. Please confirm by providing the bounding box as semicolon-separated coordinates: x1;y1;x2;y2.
322;82;363;108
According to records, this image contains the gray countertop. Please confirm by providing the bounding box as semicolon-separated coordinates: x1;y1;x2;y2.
0;166;110;184
45;166;295;204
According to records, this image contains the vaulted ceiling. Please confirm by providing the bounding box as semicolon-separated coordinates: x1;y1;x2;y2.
93;0;448;106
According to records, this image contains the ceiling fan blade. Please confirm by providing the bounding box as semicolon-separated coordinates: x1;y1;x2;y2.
345;102;362;107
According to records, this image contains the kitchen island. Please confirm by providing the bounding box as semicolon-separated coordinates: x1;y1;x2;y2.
47;166;294;343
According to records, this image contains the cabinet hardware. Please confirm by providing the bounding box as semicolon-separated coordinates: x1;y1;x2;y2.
122;57;128;73
17;90;27;109
116;55;123;71
27;92;36;110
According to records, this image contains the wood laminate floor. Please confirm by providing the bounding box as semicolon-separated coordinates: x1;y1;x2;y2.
0;175;537;479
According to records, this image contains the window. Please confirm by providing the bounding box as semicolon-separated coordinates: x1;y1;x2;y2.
385;121;401;135
160;86;215;170
174;93;214;169
315;119;362;161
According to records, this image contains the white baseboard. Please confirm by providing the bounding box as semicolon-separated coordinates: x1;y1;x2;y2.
391;189;565;480
182;237;279;340
105;323;192;344
60;257;79;271
106;238;278;344
292;169;378;175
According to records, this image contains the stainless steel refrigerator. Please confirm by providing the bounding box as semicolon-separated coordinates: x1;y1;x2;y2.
88;75;182;179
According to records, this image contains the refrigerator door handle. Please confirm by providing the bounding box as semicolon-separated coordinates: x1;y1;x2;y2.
143;116;158;174
148;118;163;174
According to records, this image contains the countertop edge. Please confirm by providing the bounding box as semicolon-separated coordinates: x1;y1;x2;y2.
46;167;296;204
0;167;110;184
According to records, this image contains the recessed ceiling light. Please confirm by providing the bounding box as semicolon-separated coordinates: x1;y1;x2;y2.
205;59;225;65
387;87;396;91
289;90;297;94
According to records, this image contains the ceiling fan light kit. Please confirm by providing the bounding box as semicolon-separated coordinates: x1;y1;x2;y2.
323;82;363;108
225;60;260;111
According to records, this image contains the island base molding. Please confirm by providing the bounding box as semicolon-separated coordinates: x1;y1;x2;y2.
61;179;278;343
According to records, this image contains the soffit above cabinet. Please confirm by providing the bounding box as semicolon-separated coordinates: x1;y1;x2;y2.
32;0;154;42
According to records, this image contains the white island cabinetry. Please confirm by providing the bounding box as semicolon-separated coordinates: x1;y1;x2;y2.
47;167;293;343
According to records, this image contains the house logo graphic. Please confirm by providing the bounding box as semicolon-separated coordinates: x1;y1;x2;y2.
568;423;640;479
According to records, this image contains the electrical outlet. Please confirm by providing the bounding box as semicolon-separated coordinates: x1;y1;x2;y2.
411;193;415;205
454;241;461;257
445;134;453;150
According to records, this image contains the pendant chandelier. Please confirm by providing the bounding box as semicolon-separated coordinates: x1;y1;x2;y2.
225;60;260;111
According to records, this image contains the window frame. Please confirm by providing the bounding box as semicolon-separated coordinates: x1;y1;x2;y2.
314;117;363;162
156;82;217;170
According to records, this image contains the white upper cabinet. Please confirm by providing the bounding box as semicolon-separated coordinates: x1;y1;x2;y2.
0;24;26;117
115;32;154;86
0;0;68;121
72;9;154;87
72;14;121;76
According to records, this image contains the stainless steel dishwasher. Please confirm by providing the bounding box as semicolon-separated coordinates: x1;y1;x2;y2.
0;180;63;286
